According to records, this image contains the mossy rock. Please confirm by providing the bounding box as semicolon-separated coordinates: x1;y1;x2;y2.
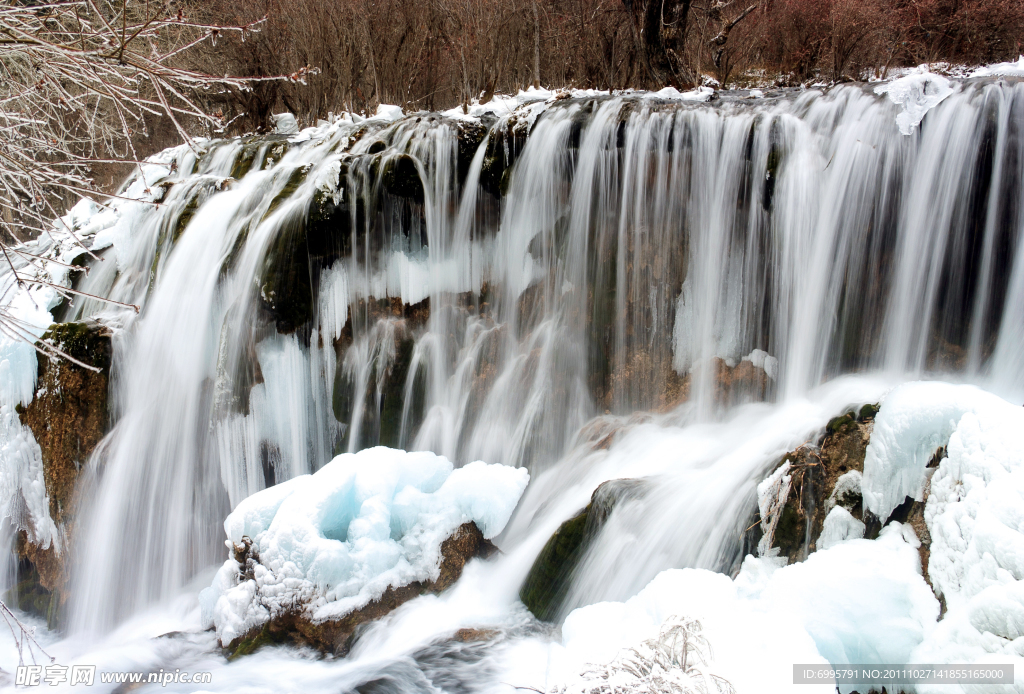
257;217;313;334
378;337;416;448
367;140;387;155
4;566;57;628
858;403;879;420
519;478;647;621
22;322;111;526
381;155;424;203
826;412;857;436
456;122;488;184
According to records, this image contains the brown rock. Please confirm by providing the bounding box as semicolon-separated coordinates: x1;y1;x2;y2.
226;522;496;657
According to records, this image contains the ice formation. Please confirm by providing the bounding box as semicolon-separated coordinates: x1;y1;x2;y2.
906;385;1024;684
874;68;954;135
861;381;1009;522
543;524;935;694
200;448;529;645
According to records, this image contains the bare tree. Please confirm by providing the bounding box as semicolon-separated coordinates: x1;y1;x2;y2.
622;0;694;85
0;0;306;360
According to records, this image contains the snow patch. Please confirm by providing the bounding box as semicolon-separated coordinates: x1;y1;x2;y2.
549;524;934;694
650;86;715;102
971;56;1024;78
272;113;299;135
200;448;528;645
874;68;954;135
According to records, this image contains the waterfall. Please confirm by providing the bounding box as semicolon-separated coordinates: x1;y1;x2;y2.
49;80;1024;633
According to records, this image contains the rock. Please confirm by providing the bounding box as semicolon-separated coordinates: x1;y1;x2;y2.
381;154;425;203
225;522;495;657
759;403;878;564
519;478;647;621
12;320;112;619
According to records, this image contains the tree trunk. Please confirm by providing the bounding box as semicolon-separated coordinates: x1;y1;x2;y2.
622;0;692;86
532;0;541;88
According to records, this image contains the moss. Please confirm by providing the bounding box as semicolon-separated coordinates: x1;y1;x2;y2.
263;165;311;222
826;412;857;435
381;155;425;203
367;140;387;154
519;479;647;621
519;506;590;622
859;403;879;421
227;624;282;660
21;322;111;526
172;194;201;244
4;565;56;626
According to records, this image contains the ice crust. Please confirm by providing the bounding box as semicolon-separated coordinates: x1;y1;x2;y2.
201;447;529;645
875;68;954;135
546;524;935;694
862;381;1009;521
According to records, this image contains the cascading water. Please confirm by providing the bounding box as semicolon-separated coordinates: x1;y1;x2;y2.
3;76;1023;691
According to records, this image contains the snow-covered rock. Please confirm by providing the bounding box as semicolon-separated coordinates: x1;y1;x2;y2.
874;68;954;135
272;113;299;135
971;56;1024;78
861;381;1009;523
200;447;529;649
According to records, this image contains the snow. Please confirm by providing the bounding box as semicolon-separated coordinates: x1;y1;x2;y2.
200;448;529;645
649;86;715;102
371;104;404;122
542;523;935;694
742;348;778;380
756;461;791;556
874;67;955;135
818;506;865;550
971;56;1024;78
272;113;299;135
861;381;1008;522
905;385;1024;684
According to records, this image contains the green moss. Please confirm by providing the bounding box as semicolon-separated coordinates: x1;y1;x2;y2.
172;194;201;244
5;566;57;628
367;140;387;155
264;165;311;220
859;403;880;421
227;624;282;660
826;412;857;435
41;321;112;371
518;505;590;622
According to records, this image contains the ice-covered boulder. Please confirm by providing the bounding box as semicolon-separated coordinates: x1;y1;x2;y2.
200;447;529;655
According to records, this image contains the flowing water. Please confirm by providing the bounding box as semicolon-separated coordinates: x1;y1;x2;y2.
4;78;1024;691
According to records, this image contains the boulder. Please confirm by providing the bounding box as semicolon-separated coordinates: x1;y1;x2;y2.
757;403;878;564
519;478;647;621
227;522;495;658
12;321;112;621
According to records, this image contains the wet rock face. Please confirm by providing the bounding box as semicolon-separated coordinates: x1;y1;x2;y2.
12;321;112;619
519;478;648;621
762;404;877;564
18;321;111;525
226;522;495;658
